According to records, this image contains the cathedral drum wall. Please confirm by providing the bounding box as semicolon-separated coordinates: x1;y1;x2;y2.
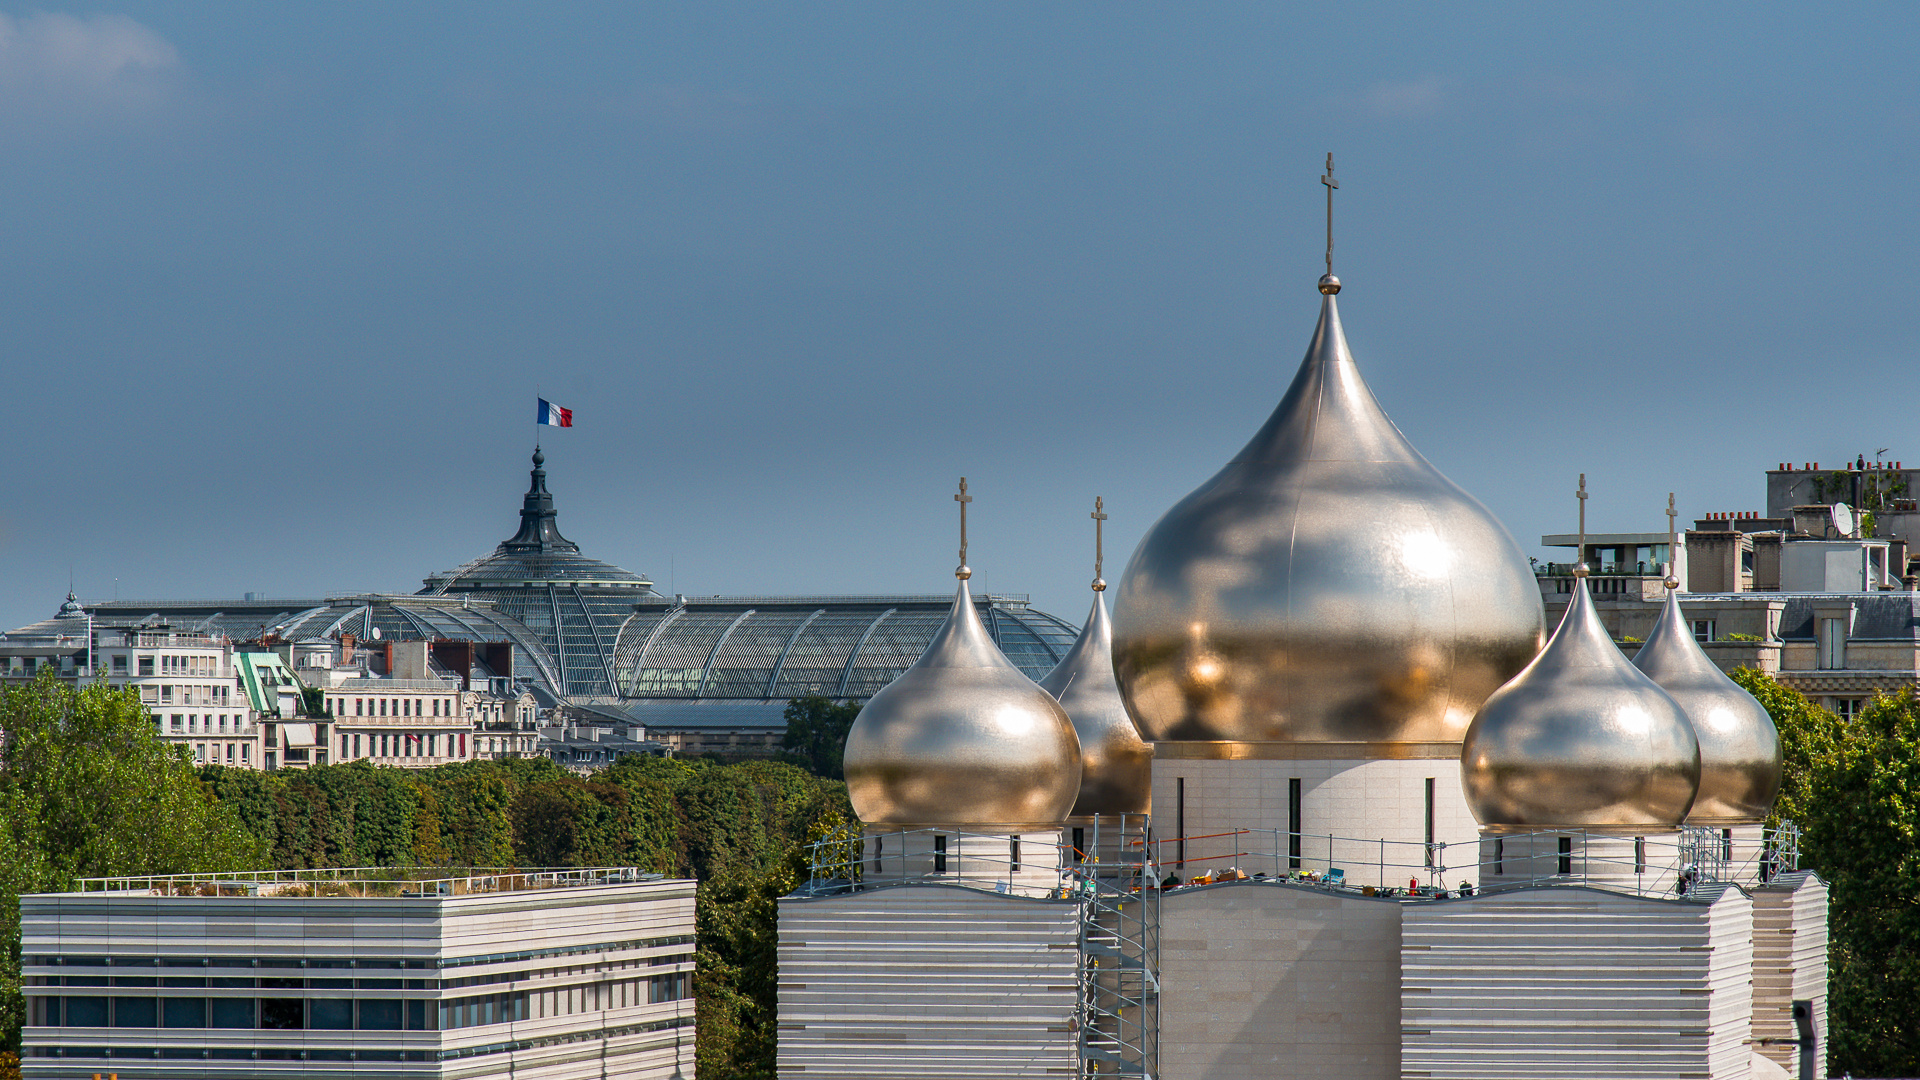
776;887;1081;1079
1158;882;1401;1080
1748;872;1829;1076
1152;755;1481;888
1400;884;1755;1080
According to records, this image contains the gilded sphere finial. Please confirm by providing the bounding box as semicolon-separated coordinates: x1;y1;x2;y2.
1573;561;1590;579
956;564;972;580
1317;273;1341;295
1092;577;1106;592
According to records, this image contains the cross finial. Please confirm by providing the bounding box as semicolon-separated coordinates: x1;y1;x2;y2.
954;477;973;580
1091;496;1109;592
1319;152;1340;289
1574;473;1590;578
1664;492;1680;590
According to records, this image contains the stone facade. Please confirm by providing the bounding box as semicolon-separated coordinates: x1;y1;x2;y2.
1158;883;1401;1080
1151;755;1482;888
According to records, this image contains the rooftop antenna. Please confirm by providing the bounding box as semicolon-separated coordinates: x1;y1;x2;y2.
954;477;973;580
1091;496;1108;592
1574;474;1590;578
1664;492;1680;591
1318;152;1342;296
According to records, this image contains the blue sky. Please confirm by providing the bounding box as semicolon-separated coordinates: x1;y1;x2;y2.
2;3;1916;630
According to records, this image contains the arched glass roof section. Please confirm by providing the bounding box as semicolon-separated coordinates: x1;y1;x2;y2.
611;594;1078;702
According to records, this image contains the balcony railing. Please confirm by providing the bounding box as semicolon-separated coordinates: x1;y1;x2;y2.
1535;561;1665;577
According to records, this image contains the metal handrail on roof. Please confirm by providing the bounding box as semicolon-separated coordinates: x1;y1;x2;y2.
634;593;1033;607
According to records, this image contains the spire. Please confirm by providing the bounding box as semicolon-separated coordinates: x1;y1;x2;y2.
1040;496;1151;817
1634;494;1782;824
841;481;1083;828
1108;158;1544;748
500;447;580;555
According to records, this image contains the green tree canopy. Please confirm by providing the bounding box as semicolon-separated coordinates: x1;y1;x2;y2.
1799;688;1920;1075
780;696;860;780
0;674;264;1053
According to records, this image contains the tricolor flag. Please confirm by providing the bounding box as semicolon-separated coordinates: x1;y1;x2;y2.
537;398;573;427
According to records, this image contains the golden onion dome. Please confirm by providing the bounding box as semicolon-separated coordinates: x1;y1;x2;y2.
1461;576;1701;831
1632;587;1782;824
1111;284;1544;748
1039;587;1153;816
844;576;1083;828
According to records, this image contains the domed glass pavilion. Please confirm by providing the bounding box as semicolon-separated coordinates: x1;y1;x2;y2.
73;451;1079;710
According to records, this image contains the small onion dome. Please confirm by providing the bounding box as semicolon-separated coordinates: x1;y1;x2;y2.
1461;577;1700;831
1632;589;1782;824
1039;590;1153;816
1112;288;1543;747
57;591;86;619
844;577;1083;828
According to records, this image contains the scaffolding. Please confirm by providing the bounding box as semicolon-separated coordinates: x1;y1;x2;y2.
1073;814;1160;1079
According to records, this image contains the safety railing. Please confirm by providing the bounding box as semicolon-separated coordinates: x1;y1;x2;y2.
77;866;662;898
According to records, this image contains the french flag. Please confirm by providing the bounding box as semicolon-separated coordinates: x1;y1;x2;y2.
537;398;573;427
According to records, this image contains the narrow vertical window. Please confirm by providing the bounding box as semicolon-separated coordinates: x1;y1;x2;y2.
1287;778;1302;870
1634;836;1647;874
1721;828;1733;862
933;834;948;874
1494;837;1504;876
1071;827;1085;865
871;835;883;877
1423;777;1436;868
1557;835;1573;875
1009;835;1020;873
1175;777;1187;870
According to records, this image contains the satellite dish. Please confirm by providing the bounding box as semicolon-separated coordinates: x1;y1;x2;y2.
1831;503;1856;538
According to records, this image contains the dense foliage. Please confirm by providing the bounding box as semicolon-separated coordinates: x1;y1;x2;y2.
198;752;851;1079
1733;670;1920;1077
0;675;264;1054
780;695;861;780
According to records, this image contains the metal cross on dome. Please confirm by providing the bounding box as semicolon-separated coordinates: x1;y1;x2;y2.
954;477;973;577
1575;473;1590;578
1321;152;1338;278
1091;496;1108;591
1665;492;1680;590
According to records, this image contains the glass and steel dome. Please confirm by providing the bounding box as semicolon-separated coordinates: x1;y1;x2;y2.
609;593;1078;701
66;451;1082;707
418;449;659;698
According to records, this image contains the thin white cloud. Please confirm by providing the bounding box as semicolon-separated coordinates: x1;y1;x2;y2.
0;11;180;119
1363;77;1452;120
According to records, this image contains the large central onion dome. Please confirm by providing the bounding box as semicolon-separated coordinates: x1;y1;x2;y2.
1112;286;1544;747
1040;582;1152;816
1461;574;1701;831
844;571;1083;828
1633;585;1782;824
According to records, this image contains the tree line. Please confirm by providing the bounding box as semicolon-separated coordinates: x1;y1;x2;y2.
2;675;1917;1078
